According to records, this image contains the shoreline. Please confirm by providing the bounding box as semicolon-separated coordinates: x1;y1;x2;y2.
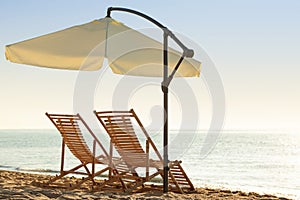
0;170;292;200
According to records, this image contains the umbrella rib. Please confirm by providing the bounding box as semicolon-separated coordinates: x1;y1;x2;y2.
105;18;110;58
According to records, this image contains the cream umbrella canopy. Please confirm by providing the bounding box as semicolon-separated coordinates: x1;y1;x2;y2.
5;7;201;192
5;17;200;76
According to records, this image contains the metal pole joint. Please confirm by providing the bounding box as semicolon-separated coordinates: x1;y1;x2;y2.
161;85;168;93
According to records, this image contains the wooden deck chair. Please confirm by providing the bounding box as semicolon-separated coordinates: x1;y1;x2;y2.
43;113;128;191
94;109;195;193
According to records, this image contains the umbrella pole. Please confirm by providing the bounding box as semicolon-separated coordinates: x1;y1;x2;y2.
107;7;194;193
163;31;169;193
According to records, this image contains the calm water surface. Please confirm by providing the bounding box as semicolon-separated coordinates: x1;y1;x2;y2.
0;130;299;199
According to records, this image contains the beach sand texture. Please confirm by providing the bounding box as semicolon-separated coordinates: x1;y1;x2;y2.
0;170;291;200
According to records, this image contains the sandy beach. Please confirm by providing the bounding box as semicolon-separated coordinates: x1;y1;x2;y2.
0;170;292;200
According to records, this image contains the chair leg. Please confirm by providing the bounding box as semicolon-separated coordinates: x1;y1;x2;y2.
146;140;149;179
70;166;111;190
92;140;96;188
46;163;86;186
60;140;65;173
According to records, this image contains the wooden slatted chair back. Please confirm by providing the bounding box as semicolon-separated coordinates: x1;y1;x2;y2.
94;109;163;166
46;113;96;163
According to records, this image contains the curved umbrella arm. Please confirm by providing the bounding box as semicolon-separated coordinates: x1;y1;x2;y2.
107;7;166;29
106;7;194;58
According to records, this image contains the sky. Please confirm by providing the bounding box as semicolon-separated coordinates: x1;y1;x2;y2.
0;0;300;130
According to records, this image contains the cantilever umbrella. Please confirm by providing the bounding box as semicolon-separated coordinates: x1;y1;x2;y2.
5;7;201;192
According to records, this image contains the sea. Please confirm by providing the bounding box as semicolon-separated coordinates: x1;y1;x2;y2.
0;129;299;199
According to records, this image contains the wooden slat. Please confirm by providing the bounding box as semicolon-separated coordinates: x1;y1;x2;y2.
57;124;79;127
170;176;187;181
116;144;143;149
96;110;132;114
107;130;136;135
101;114;133;118
170;169;181;172
50;116;79;119
105;123;132;127
110;137;140;142
109;133;137;138
173;181;190;185
108;128;131;132
103;116;132;120
56;119;77;123
105;120;131;124
115;145;142;149
110;137;139;141
114;140;140;144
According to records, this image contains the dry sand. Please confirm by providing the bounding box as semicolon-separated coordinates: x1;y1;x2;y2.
0;170;291;200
